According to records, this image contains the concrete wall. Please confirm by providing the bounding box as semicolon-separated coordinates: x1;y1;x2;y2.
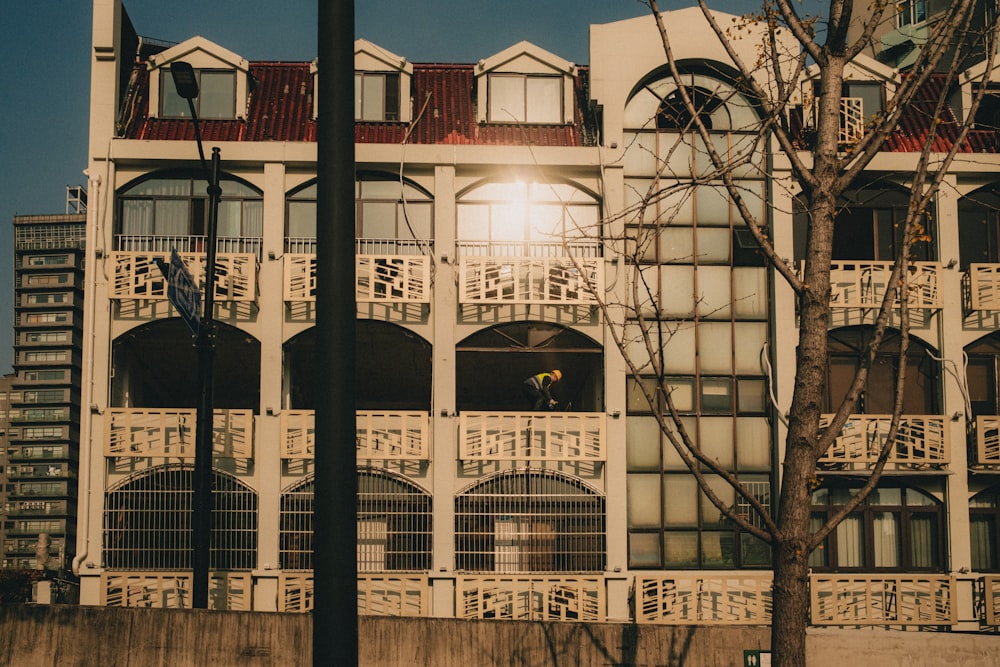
0;605;998;667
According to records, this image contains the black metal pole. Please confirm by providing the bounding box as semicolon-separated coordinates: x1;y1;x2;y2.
315;0;357;663
192;147;221;609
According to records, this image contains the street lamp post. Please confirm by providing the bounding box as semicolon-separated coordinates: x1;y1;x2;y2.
170;61;221;610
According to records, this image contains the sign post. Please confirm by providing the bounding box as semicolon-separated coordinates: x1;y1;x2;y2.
157;250;201;336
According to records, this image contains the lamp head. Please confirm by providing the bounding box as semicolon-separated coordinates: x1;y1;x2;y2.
170;61;199;100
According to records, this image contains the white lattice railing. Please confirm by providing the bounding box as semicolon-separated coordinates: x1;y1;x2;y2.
818;414;948;466
827;261;941;309
458;257;602;304
283;253;431;303
964;264;1000;312
974;416;1000;465
983;576;1000;626
105;408;254;459
110;251;257;301
278;573;431;616
839;96;865;144
280;410;430;460
634;574;773;625
458;412;606;461
457;576;605;621
810;574;955;626
100;571;252;610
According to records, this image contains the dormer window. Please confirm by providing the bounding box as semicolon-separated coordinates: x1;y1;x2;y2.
488;73;562;123
355;71;400;121
161;68;236;119
476;41;575;125
896;0;927;27
146;37;250;121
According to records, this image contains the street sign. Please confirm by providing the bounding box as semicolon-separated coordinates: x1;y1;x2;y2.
156;250;202;335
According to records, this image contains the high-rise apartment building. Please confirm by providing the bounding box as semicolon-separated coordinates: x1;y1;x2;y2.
72;0;1000;632
7;196;86;570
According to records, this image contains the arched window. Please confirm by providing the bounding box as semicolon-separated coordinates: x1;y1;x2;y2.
279;469;432;572
117;173;262;255
454;469;605;572
959;185;1000;269
456;180;600;256
284;173;433;254
971;485;1000;571
104;464;257;570
809;482;944;572
826;327;940;414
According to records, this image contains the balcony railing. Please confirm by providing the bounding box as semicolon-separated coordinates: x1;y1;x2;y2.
105;408;254;459
100;571;252;611
283;253;431;303
810;574;954;626
110;251;257;301
983;575;1000;626
280;410;430;460
458;256;602;305
818;414;948;467
973;416;1000;466
827;261;941;309
964;264;1000;312
458;412;606;461
634;574;773;625
116;234;262;256
277;573;431;616
457;575;606;621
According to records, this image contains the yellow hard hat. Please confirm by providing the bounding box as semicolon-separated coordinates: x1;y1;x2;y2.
552;370;562;381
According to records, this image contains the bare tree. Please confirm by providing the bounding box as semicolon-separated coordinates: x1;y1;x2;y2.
583;1;998;664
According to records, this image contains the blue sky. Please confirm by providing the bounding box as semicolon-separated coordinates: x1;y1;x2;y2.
0;0;772;375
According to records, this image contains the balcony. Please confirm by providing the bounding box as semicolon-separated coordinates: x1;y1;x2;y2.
110;251;257;302
284;240;432;304
972;416;1000;466
818;414;948;469
458;412;606;462
964;264;1000;312
100;571;252;611
457;241;602;305
457;575;606;621
105;408;254;459
634;573;773;625
810;574;954;626
280;410;430;460
827;261;941;310
278;573;431;616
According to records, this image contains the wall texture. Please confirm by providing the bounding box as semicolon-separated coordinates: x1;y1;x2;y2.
0;605;997;667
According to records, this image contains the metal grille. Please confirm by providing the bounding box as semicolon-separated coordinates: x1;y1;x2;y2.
279;468;432;572
103;464;257;570
455;469;605;573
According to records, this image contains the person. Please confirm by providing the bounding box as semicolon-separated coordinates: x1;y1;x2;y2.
522;370;562;410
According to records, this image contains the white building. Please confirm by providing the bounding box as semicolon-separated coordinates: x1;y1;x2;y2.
74;0;1000;630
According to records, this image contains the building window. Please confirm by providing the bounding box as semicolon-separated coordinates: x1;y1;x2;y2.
25;294;68;305
285;176;433;254
22;351;67;363
355;71;400;121
826;327;940;414
454;469;605;573
23;312;69;325
809;482;943;571
896;0;927;27
27;255;69;266
959;186;1000;268
22;370;66;382
488;74;562;123
794;186;931;262
279;469;432;572
24;274;69;286
971;486;1000;571
23;332;69;344
457;180;600;255
104;465;257;570
117;176;262;254
161;68;236;119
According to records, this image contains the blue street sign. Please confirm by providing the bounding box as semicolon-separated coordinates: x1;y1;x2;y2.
156;250;201;335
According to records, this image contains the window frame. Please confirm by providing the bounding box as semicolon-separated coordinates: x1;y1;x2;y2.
354;71;401;122
160;67;237;120
487;73;564;124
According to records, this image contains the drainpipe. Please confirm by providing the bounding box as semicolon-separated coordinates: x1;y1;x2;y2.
72;167;103;576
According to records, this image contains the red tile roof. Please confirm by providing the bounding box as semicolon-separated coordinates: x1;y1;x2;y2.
120;61;592;147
